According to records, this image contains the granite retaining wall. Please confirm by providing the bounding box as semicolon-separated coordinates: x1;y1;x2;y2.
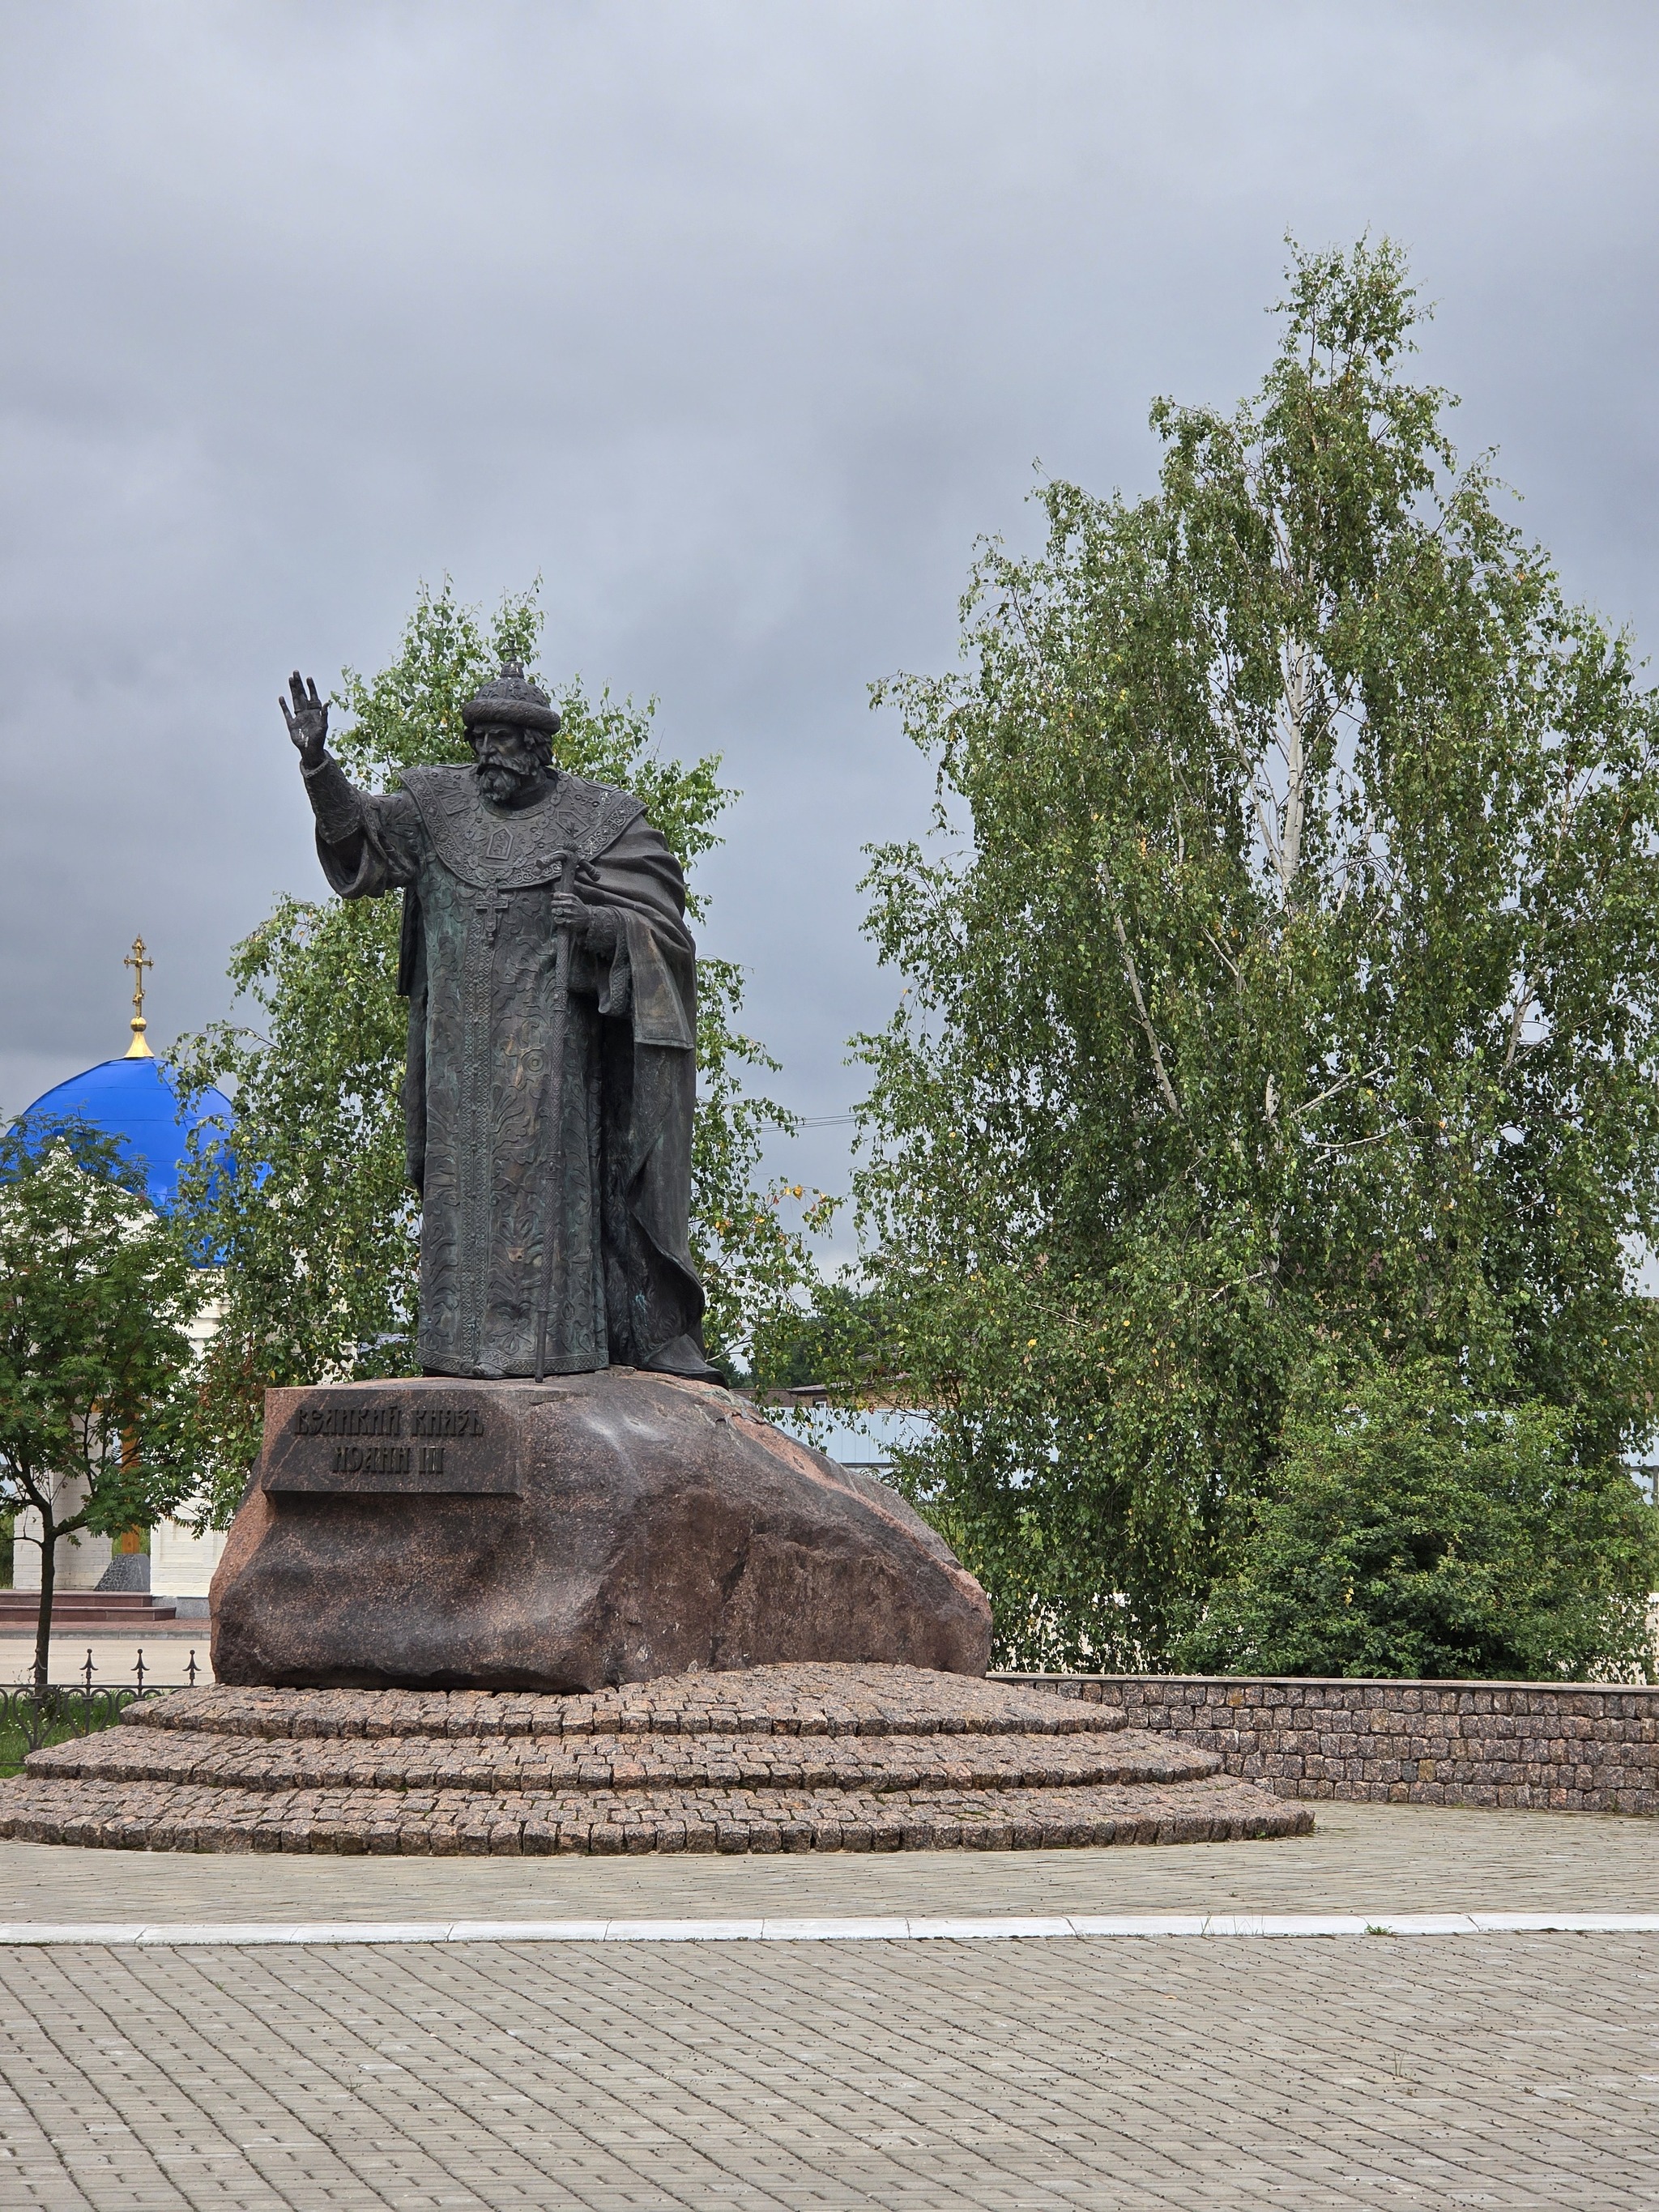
996;1674;1659;1814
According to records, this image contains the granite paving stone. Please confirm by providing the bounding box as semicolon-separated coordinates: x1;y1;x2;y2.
0;1798;1647;1921
2;1920;1658;2207
3;1713;1658;2202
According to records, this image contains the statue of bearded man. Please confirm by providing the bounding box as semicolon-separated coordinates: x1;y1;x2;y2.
280;661;719;1385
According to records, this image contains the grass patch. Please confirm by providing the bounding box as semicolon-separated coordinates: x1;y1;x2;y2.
0;1695;130;1778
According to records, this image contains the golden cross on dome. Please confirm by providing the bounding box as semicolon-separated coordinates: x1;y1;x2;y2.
123;936;154;1059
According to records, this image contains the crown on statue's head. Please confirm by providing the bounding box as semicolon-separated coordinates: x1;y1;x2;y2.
461;658;561;735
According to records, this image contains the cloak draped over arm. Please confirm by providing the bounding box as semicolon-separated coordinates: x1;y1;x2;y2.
578;818;706;1371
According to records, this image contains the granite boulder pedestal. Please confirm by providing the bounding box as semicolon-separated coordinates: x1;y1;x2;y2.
211;1370;992;1691
0;1380;1312;1856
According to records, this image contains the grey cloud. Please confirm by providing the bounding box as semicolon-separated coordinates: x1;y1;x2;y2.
2;0;1656;1225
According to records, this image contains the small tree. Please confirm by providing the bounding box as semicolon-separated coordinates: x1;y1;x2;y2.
1179;1362;1657;1681
0;1124;209;1687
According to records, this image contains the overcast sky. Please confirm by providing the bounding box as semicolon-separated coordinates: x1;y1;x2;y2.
2;0;1657;1238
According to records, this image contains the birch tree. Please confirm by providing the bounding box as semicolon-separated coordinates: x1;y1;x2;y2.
853;240;1659;1670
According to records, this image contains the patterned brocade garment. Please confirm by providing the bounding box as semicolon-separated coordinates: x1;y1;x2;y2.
312;762;713;1381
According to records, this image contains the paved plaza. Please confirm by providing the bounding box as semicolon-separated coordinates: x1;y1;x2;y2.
0;1804;1656;2208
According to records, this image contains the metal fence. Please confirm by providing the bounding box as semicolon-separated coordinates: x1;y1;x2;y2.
59;1645;205;1694
1;1645;204;1754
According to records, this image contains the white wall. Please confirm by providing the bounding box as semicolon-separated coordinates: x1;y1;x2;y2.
150;1518;225;1598
11;1474;113;1590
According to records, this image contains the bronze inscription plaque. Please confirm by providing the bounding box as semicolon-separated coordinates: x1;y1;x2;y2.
263;1389;519;1496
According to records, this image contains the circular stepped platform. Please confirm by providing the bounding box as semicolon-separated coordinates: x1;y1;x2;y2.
0;1664;1311;1855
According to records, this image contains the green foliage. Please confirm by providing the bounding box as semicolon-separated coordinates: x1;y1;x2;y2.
854;238;1659;1672
1179;1362;1658;1681
691;1008;838;1384
0;1122;209;1682
750;1283;898;1394
0;1689;132;1777
174;581;825;1521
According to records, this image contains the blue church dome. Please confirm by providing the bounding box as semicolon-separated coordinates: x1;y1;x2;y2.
18;1056;233;1215
13;940;234;1215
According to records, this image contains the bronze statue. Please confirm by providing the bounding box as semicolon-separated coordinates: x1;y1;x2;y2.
281;663;718;1384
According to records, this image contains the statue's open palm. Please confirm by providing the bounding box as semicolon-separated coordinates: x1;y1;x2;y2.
280;671;328;765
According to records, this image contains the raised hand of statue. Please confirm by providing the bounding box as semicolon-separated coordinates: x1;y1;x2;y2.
279;671;329;768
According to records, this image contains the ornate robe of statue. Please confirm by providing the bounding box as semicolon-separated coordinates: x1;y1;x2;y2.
303;753;714;1383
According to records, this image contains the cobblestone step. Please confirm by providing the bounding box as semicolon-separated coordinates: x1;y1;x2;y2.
24;1724;1215;1795
0;1664;1307;1856
123;1663;1130;1741
0;1774;1311;1854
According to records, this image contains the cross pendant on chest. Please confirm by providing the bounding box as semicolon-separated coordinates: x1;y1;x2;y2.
473;884;513;944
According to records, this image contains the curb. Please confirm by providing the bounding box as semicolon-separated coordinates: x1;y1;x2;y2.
0;1910;1653;1946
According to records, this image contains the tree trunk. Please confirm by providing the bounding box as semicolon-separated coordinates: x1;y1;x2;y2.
32;1524;54;1694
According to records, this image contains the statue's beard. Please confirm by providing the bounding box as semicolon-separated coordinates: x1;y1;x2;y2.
477;758;536;806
